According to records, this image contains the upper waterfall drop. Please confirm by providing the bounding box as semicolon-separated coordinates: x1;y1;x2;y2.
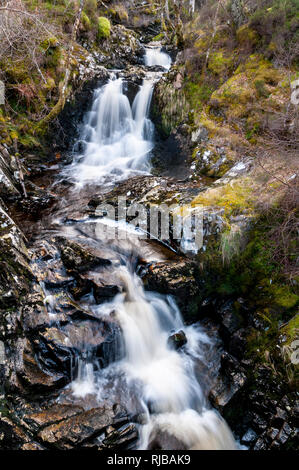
68;77;155;186
65;46;172;187
145;47;172;70
132;79;155;139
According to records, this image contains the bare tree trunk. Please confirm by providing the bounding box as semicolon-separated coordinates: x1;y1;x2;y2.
161;0;170;38
173;0;184;48
164;0;170;21
202;0;221;76
230;0;245;28
189;0;195;16
36;0;85;132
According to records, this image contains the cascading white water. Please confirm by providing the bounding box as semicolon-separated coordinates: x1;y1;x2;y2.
72;360;96;398
145;47;172;70
62;47;237;450
68;77;155;186
68;268;236;449
116;271;236;450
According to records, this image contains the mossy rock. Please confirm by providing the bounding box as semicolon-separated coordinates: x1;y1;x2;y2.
269;285;299;310
153;33;164;41
40;37;59;51
97;17;111;40
208;51;234;77
282;314;299;347
193;178;255;218
81;12;91;31
236;55;283;85
193;148;234;178
212;73;255;106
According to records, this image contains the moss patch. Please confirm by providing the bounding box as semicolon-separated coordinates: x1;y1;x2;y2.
97;17;111;40
192;178;255;218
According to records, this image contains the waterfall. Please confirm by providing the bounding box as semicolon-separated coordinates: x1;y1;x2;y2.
68;77;155;186
132;79;154;139
61;47;236;450
145;47;172;70
72;360;96;398
115;272;235;450
69;268;236;450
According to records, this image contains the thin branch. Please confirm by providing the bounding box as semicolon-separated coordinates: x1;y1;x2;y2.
0;7;60;43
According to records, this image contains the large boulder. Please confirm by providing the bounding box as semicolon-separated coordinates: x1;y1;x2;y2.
144;260;200;318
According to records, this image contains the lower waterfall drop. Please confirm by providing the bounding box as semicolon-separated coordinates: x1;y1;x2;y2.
113;270;236;450
67;266;236;450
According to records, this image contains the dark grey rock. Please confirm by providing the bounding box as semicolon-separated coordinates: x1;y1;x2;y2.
38;404;130;449
241;428;258;445
168;330;187;350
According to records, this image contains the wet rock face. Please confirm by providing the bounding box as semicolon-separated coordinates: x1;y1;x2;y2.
168;330;187;350
220;368;298;450
0;204;32;309
209;352;247;411
37;404;131;449
0;402;134;450
151;125;193;179
100;25;143;69
10;236;125;391
0;416;32;450
202;295;298;450
101;423;138;450
37;317;122;373
144;261;200;318
0;144;57;223
10;338;67;394
57;237;112;273
25;404;84;429
0;207;137;449
0;402;137;450
0;146;22;201
148;429;187;450
50;74;109;153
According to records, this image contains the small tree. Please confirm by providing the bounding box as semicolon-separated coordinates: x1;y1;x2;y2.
36;0;85;131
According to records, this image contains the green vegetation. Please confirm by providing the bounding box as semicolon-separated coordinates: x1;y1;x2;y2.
97;16;111;40
81;11;92;31
249;0;299;51
193;179;255;218
109;3;129;22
